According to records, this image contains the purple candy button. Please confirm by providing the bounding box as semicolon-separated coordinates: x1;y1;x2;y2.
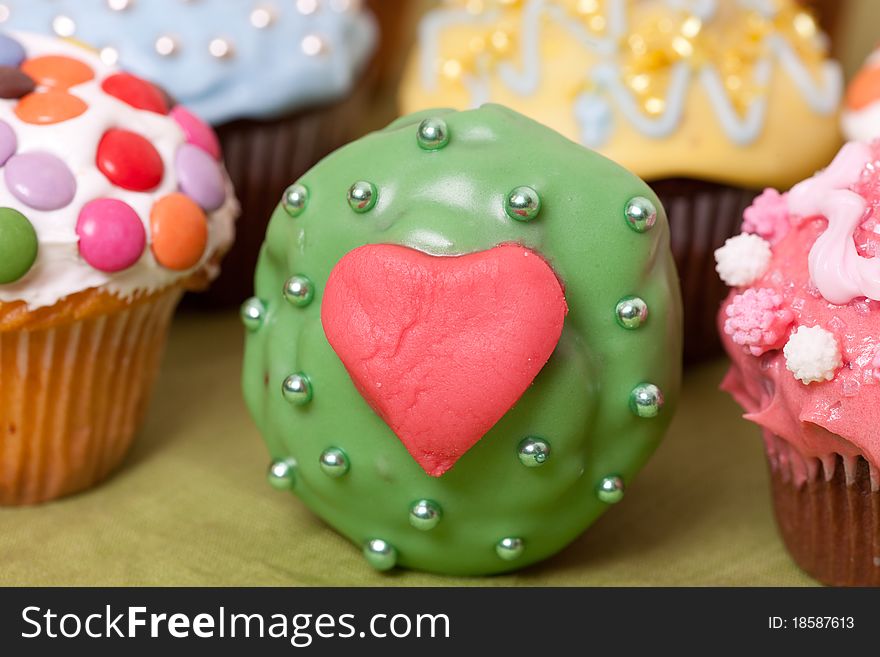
0;120;16;166
4;152;77;211
0;34;25;68
175;143;226;211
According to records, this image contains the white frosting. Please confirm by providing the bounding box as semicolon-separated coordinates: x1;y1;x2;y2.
714;233;772;287
0;32;238;310
842;100;880;143
783;325;842;384
419;0;842;148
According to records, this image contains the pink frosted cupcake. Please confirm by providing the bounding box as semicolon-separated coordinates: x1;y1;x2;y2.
716;141;880;586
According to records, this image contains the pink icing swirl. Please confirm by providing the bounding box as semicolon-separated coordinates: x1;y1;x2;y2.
789;141;880;304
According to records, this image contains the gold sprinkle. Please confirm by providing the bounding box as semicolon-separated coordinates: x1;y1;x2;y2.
490;29;511;54
442;59;463;79
682;16;702;38
793;12;817;38
671;36;693;58
577;0;599;14
644;97;665;115
628;73;650;93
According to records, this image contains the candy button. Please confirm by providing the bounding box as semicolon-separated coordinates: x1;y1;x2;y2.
150;193;208;271
0;208;38;284
97;129;164;192
21;55;95;89
76;199;146;273
15;90;88;125
4;152;76;211
0;34;25;67
0;66;35;99
102;73;170;114
170;106;221;160
176;144;226;211
0;120;17;166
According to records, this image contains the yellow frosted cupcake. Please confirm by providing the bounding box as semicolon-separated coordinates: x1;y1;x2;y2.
400;0;843;362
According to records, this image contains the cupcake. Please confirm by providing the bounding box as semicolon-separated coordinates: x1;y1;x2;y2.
242;104;682;575
0;31;237;505
400;0;843;363
717;141;880;586
0;0;378;307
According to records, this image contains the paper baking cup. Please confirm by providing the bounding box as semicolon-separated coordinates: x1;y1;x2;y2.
650;178;759;365
0;288;182;506
764;432;880;586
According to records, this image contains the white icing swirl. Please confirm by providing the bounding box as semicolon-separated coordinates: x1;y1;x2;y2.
0;32;238;310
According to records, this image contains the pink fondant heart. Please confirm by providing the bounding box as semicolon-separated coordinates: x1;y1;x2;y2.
321;243;567;477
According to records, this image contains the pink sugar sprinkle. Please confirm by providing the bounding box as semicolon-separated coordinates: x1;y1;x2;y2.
742;189;791;245
724;288;795;356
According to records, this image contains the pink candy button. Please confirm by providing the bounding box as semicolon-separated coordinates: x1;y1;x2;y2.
76;199;146;272
170;106;221;161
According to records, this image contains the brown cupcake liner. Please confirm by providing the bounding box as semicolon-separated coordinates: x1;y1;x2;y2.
0;288;182;506
189;62;381;309
366;0;419;90
649;178;759;365
764;432;880;586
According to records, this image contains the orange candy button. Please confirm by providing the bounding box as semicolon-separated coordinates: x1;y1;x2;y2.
150;193;208;271
15;90;88;125
846;64;880;111
21;55;95;89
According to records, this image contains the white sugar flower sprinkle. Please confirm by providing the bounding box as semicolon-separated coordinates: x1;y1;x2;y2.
783;325;842;384
714;233;772;287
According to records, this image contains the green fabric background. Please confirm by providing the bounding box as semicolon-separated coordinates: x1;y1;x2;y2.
0;312;815;586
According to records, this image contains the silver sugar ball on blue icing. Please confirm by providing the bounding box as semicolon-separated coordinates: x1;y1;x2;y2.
240;297;266;332
283;275;314;307
282;373;313;405
495;537;525;561
282;183;308;217
615;296;649;329
364;539;397;571
267;458;297;490
629;383;664;418
416;117;450;151
517;437;551;467
319;447;350;478
624;196;657;233
347;181;377;213
505;186;542;222
596;475;625;504
409;499;442;530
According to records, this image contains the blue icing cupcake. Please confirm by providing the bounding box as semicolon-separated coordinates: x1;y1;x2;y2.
0;0;377;125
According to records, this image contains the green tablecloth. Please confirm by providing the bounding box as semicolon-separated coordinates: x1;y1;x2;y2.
0;312;815;586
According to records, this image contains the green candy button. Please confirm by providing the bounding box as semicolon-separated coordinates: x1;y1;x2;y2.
0;208;38;284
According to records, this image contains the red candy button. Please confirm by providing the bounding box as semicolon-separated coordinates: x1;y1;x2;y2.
15;90;87;124
96;128;164;191
150;193;208;271
21;55;94;89
102;73;169;114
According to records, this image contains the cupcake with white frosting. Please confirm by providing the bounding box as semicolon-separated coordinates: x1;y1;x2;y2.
0;0;378;306
0;30;238;505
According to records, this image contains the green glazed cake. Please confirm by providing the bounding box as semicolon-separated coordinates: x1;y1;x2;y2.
242;105;683;576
